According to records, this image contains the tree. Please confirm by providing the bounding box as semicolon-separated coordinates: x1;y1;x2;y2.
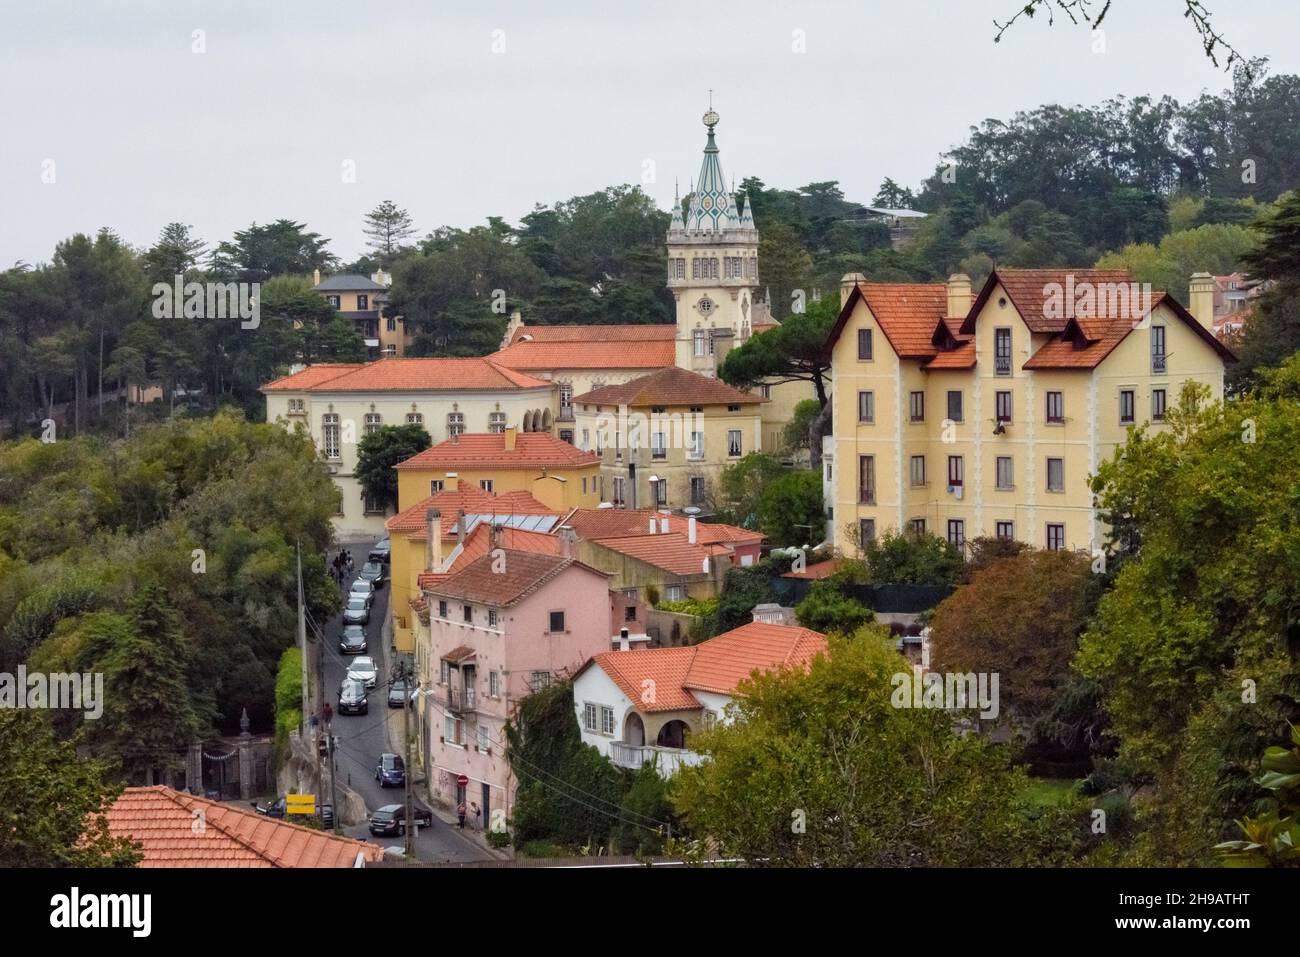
210;220;337;283
794;581;872;635
671;631;1074;866
780;399;821;456
930;549;1095;725
755;470;824;548
719;294;835;408
355;424;432;513
872;178;915;209
712;452;785;528
143;222;207;283
0;711;141;866
1231;190;1300;389
613;764;677;855
859;529;963;587
757;223;814;320
363;200;418;264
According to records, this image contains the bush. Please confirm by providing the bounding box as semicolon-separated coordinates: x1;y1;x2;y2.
487;829;512;849
861;529;963;586
654;597;718;618
613;764;677;855
794;583;873;635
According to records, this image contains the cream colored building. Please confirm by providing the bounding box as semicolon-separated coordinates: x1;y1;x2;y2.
311;270;412;357
825;268;1235;555
261;358;554;538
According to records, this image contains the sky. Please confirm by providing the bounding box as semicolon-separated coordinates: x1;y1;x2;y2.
2;0;1298;268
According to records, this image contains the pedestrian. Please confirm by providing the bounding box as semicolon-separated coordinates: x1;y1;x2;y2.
470;801;481;830
457;800;466;829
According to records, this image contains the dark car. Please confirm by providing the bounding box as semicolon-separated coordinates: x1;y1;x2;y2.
358;561;387;588
342;596;370;626
368;538;391;565
375;752;405;787
339;625;367;655
388;678;412;709
338;678;368;715
368;802;434;836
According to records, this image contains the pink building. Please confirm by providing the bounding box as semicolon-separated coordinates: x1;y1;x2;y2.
417;548;614;828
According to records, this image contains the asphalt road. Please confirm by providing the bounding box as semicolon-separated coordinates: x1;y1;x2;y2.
320;545;490;864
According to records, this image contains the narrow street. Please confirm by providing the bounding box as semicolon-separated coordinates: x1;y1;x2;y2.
321;542;491;863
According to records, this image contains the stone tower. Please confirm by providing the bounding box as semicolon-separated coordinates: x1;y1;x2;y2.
667;109;760;375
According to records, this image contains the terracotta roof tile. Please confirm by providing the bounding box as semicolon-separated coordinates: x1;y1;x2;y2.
424;550;608;606
261;358;550;392
923;342;978;369
823;283;948;362
781;558;843;580
509;324;677;344
591;532;717;577
965;268;1140;334
587;646;701;712
261;364;364;391
493;325;677;370
395;432;599;471
105;786;383;868
386;482;557;538
575;367;763;407
416;522;563;589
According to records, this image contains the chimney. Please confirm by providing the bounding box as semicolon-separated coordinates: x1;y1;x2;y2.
504;426;517;451
946;273;972;317
659;517;669;534
457;509;468;543
489;521;501;550
840;272;866;307
688;515;697;544
558;525;576;559
618;627;630;652
425;509;442;571
1189;272;1216;329
312;268;321;287
648;517;657;535
451;431;459;445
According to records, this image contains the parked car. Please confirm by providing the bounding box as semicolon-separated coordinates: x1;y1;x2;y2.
342;596;370;626
339;625;368;655
358;561;387;588
368;802;433;836
388;678;412;709
375;752;405;787
338;678;368;715
349;578;376;606
347;656;378;689
368;538;391;565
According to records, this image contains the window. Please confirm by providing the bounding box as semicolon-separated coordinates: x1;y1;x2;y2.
702;710;717;731
477;725;491;751
651;432;666;459
438;600;448;619
583;703;597;732
387;317;397;332
1151;325;1166;373
947;455;964;488
947;519;965;547
559;383;573;414
406;412;424;425
447;411;465;436
996;456;1013;490
613;477;625;506
857;391;874;423
625;604;637;622
858;518;876;544
489;671;500;697
488;411;507;433
1152;388;1167;421
727;430;742;457
994;328;1012;375
662;585;684;604
488;608;498;628
356;294;368;310
560;429;573;444
1046;523;1065;551
364;491;383;515
581;428;590;450
322;413;340;459
995;391;1012;424
690;477;706;505
463;605;473;624
858;455;876;504
548;610;565;633
858;328;873;360
288;398;305;413
996;521;1015;541
727;404;740;412
909;455;926;487
479;479;493;492
1046;391;1064;424
759;384;771;399
1046;457;1064;492
600;706;615;735
910;518;927;535
693;329;706;357
430;479;444;494
653;479;667;507
947;390;963;423
909;391;925;422
530;671;552;692
364;413;382;435
326;294;340;308
382;344;397;357
688;431;704;459
440;659;450;684
1119;389;1135;424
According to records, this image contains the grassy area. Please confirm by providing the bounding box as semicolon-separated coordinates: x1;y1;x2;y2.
1021;777;1080;807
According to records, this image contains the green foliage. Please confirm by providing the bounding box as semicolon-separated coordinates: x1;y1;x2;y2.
613;764;677;855
654;596;718;618
713;452;786;528
670;631;1078;866
780;399;821;455
274;646;303;763
1094;222;1256;303
0;711;141;867
755;470;824;548
211;219;337;283
355;424;432;513
712;557;783;635
859;529;964;587
718;295;836;404
1217;724;1300;867
794;581;873;635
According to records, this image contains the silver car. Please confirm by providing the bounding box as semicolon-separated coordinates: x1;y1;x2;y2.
342;596;370;625
349;579;376;607
347;656;378;689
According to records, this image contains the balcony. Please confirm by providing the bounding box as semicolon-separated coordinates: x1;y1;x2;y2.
608;741;704;776
858;487;876;505
1151;354;1167;374
995;356;1012;375
558;406;575;422
447;685;476;713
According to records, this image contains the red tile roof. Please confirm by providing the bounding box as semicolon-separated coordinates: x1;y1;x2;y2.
105;786;383;868
923;342;977;369
509;323;677;344
386;482;557;538
416;522;563;589
823;282;948;361
558;508;761;546
781;558;843;581
395;432;599;471
579;621;828;712
261;358;550;392
575;366;763;407
591;532;717;577
963;268;1140;335
492;324;677;370
424;550;608;606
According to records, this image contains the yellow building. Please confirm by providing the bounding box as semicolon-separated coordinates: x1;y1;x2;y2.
825;267;1235;555
572;365;766;512
311;269;411;357
394;428;603;512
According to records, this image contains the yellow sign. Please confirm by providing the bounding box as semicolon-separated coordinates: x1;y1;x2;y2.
286;794;316;815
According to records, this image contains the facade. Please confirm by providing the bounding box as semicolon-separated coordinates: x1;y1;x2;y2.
311;270;411;357
825;267;1236;556
261;358;554;537
572;620;827;777
572;365;765;512
414;550;615;823
394;428;602;513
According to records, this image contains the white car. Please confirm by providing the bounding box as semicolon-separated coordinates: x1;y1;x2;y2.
349;579;376;607
347;656;378;689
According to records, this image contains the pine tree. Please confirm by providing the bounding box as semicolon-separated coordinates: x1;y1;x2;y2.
363;201;417;262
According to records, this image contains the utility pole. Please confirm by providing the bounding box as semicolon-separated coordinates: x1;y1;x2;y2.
401;660;416;861
297;543;310;737
328;732;341;835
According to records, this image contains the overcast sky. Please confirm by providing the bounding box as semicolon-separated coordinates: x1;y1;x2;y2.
2;0;1297;268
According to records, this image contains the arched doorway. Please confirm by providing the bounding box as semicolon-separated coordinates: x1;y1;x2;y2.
624;713;645;747
656;719;689;750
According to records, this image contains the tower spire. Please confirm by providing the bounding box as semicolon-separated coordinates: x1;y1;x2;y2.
685;106;737;232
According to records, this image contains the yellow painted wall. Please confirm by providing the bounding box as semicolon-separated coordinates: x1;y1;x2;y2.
396;464;602;515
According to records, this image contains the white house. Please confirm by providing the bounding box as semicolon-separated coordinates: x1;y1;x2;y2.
571;620;828;776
